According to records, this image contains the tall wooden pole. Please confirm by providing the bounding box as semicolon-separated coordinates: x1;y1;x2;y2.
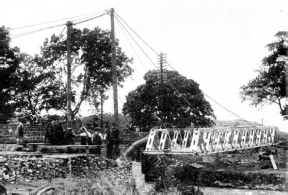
286;64;288;98
100;93;104;128
110;8;119;127
160;53;164;123
66;21;73;129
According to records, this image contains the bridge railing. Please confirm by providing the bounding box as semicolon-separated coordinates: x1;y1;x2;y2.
144;126;276;155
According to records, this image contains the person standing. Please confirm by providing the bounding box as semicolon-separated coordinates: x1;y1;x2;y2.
44;121;53;143
15;121;24;145
64;128;76;145
92;127;103;156
79;125;92;145
104;122;113;158
111;122;120;158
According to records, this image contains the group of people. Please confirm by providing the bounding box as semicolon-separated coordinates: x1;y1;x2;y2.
77;122;120;158
43;120;120;158
15;119;121;159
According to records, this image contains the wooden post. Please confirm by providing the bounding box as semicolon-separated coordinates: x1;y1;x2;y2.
159;53;166;124
100;93;104;128
110;8;119;127
66;21;73;129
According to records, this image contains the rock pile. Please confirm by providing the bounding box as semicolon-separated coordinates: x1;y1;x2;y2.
101;165;132;187
2;157;146;194
0;155;69;183
0;155;119;184
71;156;117;178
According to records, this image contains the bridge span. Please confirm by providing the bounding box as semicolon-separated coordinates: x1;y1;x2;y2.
144;126;276;155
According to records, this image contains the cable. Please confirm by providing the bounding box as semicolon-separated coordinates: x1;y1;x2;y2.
58;26;67;38
166;62;179;73
115;12;258;127
10;11;106;31
10;13;106;39
113;16;206;123
115;14;188;118
11;23;65;39
71;11;106;23
115;12;159;55
114;15;147;72
73;13;107;25
113;15;159;71
166;60;258;127
202;93;259;127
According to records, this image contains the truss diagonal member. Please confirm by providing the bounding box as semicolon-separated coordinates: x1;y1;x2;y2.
170;130;183;150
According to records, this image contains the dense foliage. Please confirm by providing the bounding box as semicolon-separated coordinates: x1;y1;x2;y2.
0;26;20;123
39;27;133;119
240;31;287;118
12;53;67;120
123;70;215;130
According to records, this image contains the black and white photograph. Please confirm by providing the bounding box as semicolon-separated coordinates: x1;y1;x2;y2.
0;0;287;194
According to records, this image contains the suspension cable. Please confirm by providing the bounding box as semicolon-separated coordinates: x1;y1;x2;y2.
114;11;258;127
115;12;159;55
11;13;107;39
10;11;106;30
114;15;147;72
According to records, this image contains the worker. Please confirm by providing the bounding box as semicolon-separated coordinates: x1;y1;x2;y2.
92;127;103;156
111;122;120;158
79;125;92;145
104;122;113;158
15;121;24;145
64;128;76;145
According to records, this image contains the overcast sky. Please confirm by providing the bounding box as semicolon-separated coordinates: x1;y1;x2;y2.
0;0;287;132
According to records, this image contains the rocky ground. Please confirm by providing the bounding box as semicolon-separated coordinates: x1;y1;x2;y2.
3;161;147;194
0;143;286;194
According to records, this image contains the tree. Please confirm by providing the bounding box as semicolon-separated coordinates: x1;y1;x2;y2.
40;27;133;119
240;31;287;119
12;53;68;122
0;26;20;123
123;70;216;130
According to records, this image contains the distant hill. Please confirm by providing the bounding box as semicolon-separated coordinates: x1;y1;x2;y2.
215;119;287;142
275;128;288;141
80;113;131;129
214;119;261;127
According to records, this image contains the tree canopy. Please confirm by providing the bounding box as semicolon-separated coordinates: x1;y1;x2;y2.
240;31;287;118
12;26;132;121
123;70;215;130
0;26;20;123
12;53;67;122
39;27;133;119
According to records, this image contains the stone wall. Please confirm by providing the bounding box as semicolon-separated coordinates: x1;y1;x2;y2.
0;124;46;144
0;153;117;182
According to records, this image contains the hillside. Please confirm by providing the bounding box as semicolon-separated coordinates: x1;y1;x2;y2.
81;113;131;128
214;119;261;127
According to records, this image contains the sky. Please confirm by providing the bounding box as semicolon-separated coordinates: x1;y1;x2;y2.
0;0;287;132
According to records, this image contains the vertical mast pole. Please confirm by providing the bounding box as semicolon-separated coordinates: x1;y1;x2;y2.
66;21;73;129
100;93;104;128
110;8;119;127
160;53;164;123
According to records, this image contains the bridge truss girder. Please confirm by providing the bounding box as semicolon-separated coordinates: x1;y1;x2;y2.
144;126;276;155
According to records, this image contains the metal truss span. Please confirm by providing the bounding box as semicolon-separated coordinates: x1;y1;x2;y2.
144;126;277;155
